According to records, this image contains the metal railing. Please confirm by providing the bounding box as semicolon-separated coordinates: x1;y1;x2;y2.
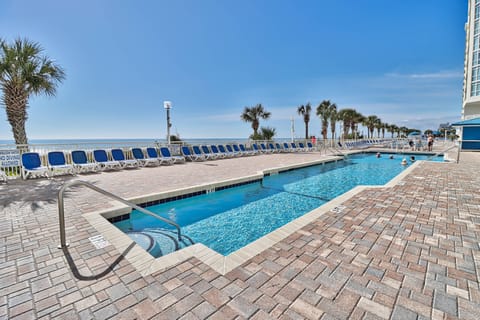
57;180;182;248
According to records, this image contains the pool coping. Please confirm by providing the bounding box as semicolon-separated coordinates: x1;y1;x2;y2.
82;154;434;276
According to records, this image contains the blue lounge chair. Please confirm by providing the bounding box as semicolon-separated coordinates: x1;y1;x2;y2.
297;142;306;152
306;142;315;151
93;149;122;170
111;149;138;168
239;144;255;156
201;145;219;159
47;151;75;176
283;142;292;152
290;142;300;152
21;152;49;179
232;144;246;156
209;145;227;158
181;146;205;161
268;143;279;153
252;143;262;154
193;145;214;160
146;147;173;165
260;143;273;154
71;150;99;173
217;145;235;158
160;147;185;164
275;143;284;152
225;145;241;157
131;148;159;167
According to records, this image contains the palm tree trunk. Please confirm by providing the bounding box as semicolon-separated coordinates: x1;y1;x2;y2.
4;86;29;145
305;121;309;139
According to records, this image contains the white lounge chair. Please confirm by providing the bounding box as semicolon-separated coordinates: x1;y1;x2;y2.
21;152;50;179
71;150;99;173
93;149;122;171
132;148;159;166
47;151;75;176
111;149;138;168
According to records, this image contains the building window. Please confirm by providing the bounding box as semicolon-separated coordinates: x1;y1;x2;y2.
471;82;480;96
476;4;480;19
473;51;480;66
473;67;480;82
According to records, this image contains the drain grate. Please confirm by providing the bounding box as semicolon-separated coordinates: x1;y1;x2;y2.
330;205;346;213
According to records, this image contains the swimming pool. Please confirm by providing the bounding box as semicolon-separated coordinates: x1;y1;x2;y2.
113;152;443;256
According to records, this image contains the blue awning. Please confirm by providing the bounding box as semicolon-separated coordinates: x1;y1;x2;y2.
452;117;480;126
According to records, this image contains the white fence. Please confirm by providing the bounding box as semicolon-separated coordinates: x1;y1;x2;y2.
0;138;426;180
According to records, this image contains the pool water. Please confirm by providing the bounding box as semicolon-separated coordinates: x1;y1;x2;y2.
114;153;443;256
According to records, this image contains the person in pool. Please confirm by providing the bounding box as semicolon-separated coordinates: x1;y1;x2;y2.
410;156;415;162
376;152;381;158
401;158;408;166
389;155;394;159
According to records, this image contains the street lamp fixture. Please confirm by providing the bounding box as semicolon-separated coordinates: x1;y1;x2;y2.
164;101;172;145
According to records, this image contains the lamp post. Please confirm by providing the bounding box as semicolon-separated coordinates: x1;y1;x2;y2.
291;116;295;142
164;101;172;145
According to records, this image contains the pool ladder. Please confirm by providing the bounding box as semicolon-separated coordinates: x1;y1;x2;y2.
57;180;182;249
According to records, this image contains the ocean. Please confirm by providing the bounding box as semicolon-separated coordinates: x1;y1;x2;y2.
0;138;294;151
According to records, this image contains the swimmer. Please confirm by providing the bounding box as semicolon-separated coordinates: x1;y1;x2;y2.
401;158;408;166
410;156;415;162
389;155;394;159
376;152;381;158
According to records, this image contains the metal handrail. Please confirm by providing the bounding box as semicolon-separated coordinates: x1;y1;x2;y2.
57;180;182;248
427;144;458;161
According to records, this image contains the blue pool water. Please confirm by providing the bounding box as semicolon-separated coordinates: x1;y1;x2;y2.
114;153;443;256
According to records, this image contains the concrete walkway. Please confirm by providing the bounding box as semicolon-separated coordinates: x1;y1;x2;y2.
0;151;479;319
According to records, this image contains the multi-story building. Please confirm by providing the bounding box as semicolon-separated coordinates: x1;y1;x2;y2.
456;0;480;149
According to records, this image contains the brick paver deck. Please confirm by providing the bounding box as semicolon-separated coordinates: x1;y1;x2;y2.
1;151;479;319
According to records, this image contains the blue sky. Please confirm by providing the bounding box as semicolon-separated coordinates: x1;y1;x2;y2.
0;0;468;140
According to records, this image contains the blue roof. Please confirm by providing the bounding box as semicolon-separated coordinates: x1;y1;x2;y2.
452;117;480;126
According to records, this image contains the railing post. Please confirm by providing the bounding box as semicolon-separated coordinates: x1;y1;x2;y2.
58;182;69;248
57;180;182;248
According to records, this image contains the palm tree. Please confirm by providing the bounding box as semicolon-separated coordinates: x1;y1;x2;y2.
363;115;380;139
297;103;312;139
381;123;387;138
375;119;383;138
350;111;364;139
399;126;408;138
329;104;337;140
260;126;276;140
388;124;398;138
0;38;66;145
241;103;271;139
337;108;356;138
316;100;336;140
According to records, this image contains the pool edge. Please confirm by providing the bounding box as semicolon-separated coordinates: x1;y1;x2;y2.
83;154;427;276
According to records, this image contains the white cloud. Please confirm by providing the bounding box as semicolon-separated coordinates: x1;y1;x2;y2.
385;70;463;79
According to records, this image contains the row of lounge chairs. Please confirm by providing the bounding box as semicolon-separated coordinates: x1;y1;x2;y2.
183;142;315;160
20;147;186;179
19;142;316;179
338;139;389;150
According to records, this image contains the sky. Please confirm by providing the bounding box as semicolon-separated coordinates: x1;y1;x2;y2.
0;0;468;140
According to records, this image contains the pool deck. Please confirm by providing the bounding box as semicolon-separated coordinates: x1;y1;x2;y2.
1;149;480;319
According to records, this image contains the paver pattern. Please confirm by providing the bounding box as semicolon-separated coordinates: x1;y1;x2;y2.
0;150;479;319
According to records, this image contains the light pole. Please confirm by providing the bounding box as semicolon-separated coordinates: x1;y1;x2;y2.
164;101;172;145
291;116;295;142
